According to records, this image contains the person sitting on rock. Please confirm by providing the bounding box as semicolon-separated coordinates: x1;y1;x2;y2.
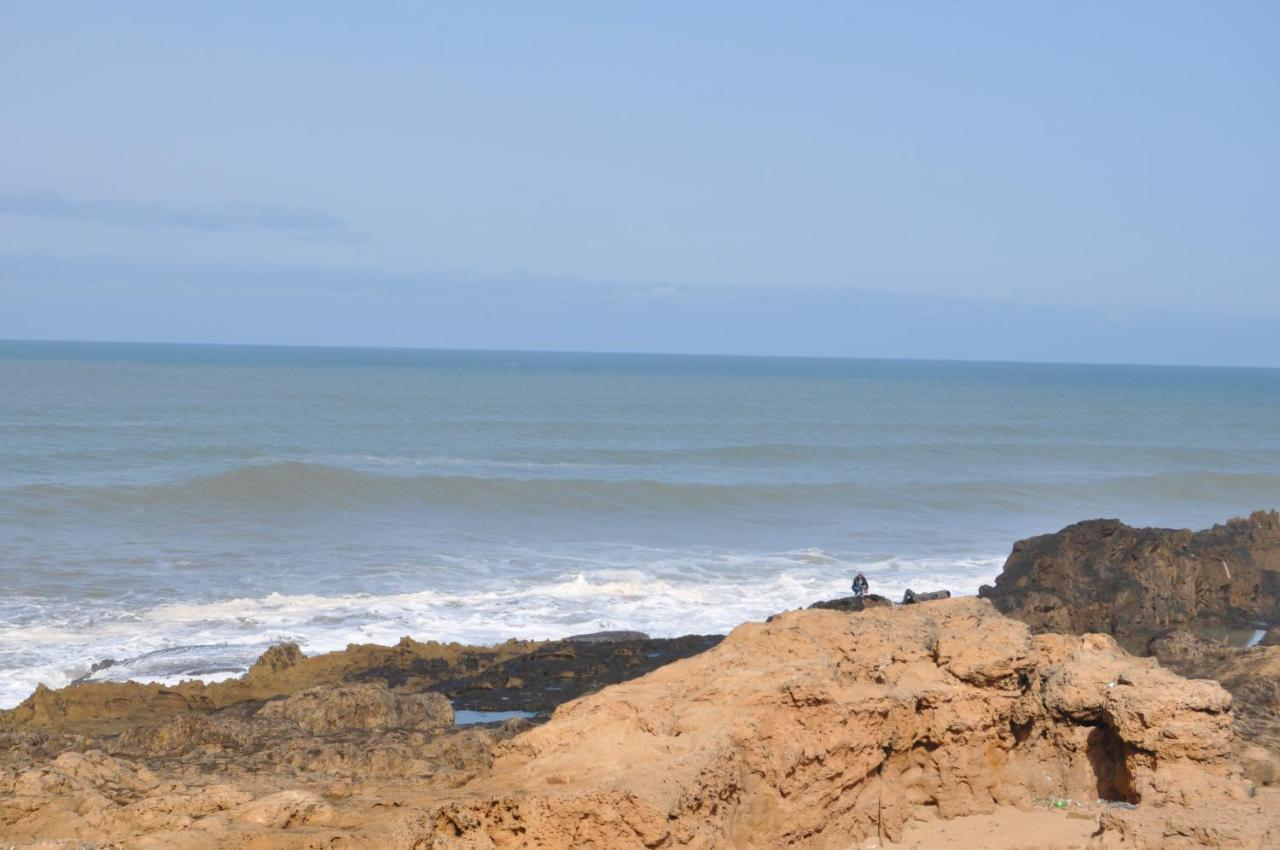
851;572;869;598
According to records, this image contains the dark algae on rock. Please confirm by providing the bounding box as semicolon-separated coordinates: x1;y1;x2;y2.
367;633;724;713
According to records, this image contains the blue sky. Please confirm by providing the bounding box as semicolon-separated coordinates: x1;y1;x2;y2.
2;2;1277;365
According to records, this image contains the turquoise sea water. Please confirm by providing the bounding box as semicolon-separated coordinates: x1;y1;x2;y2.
1;340;1278;706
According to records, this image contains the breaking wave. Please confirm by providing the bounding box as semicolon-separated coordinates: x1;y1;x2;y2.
0;553;1004;708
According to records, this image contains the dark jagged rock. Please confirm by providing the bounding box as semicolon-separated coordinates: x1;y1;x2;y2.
807;593;892;613
902;588;951;604
564;630;650;643
979;510;1280;644
418;634;723;712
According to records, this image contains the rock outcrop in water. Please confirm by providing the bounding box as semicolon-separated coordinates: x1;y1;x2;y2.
979;510;1280;645
2;600;1275;848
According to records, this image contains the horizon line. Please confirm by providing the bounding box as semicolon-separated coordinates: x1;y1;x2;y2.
3;336;1276;373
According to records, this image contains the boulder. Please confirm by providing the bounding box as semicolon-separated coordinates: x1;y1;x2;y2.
902;588;951;604
807;593;892;612
564;630;650;643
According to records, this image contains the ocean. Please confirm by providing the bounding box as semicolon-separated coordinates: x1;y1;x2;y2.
1;340;1278;708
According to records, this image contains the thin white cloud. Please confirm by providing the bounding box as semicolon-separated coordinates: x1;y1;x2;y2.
0;190;350;238
633;285;684;299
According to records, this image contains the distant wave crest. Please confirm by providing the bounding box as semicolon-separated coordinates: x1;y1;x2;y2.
4;462;1278;521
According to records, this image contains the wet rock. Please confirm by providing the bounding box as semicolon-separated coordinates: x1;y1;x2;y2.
411;634;723;713
979;510;1280;644
902;588;951;604
565;630;650;643
243;642;305;680
807;593;892;612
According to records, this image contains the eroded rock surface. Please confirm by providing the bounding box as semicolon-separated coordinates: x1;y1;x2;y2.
255;683;453;734
0;629;721;848
979;510;1280;644
425;599;1271;849
1;633;722;739
0;637;538;737
2;600;1274;849
0;682;518;848
1150;628;1280;784
980;510;1280;789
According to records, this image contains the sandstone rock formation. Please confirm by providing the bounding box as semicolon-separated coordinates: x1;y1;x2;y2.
0;628;718;848
3;600;1275;849
426;599;1271;849
979;510;1280;645
1150;628;1280;784
0;683;514;847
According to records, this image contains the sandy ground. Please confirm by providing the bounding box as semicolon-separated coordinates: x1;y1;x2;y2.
882;806;1100;849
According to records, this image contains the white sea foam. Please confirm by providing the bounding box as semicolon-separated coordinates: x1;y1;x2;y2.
0;553;1004;709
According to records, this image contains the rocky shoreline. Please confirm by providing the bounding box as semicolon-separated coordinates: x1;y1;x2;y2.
3;511;1279;849
980;509;1280;789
